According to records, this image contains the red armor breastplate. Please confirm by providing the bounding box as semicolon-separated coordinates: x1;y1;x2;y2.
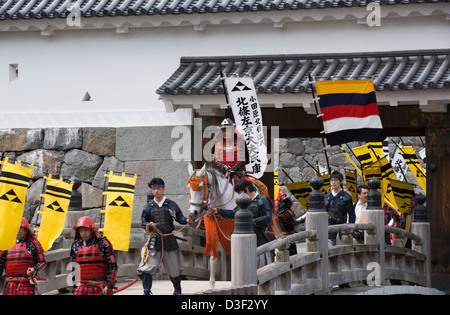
221;145;239;168
75;243;107;282
5;242;34;277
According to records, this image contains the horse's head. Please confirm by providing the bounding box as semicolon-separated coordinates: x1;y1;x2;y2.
188;164;208;218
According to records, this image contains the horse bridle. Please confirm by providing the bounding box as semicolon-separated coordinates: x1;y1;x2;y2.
188;173;209;210
188;170;235;211
188;169;235;241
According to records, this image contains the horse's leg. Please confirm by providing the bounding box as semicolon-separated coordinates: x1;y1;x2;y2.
209;255;217;289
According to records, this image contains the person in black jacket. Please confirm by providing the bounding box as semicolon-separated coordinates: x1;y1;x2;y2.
325;171;355;246
140;177;192;295
212;178;273;266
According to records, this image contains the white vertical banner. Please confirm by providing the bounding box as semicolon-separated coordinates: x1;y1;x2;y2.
391;148;408;181
223;75;267;179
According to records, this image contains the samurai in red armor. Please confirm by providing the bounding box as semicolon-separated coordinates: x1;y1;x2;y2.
212;118;248;179
212;118;269;197
0;218;47;295
70;216;118;295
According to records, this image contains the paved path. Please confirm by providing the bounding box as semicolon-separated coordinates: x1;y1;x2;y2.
115;279;232;295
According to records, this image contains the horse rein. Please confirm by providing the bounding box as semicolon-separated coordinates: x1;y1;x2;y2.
145;221;190;268
188;170;235;240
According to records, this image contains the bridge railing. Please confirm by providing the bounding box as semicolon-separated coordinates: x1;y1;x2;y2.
254;176;430;295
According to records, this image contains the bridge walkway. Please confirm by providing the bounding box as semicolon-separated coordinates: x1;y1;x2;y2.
46;279;231;295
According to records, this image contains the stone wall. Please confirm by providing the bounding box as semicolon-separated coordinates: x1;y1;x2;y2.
0;127;191;233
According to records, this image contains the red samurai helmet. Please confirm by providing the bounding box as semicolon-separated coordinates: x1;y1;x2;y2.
73;216;101;240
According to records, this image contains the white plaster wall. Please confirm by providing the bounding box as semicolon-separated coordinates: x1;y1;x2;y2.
0;4;448;127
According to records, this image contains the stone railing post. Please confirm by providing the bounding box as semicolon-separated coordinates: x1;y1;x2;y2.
411;193;431;287
231;193;257;287
306;175;329;294
364;177;385;285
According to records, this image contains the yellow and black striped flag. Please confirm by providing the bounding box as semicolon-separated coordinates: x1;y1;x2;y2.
364;156;399;212
340;146;363;178
100;171;137;251
0;158;33;250
285;181;311;211
389;179;415;215
352;143;380;170
320;172;330;195
274;170;280;200
366;141;386;159
399;146;426;193
36;175;74;251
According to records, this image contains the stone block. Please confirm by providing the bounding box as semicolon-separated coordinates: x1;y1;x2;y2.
26;178;46;205
0;128;44;151
329;152;352;169
288;138;305;156
124;160;155;196
131;194;147;225
304;138;323;154
154;160;191;195
116;126;182;161
92;156;125;189
79;183;103;210
82;128;116;156
44;128;82;151
278;138;288;154
60;149;103;183
280;153;296;168
17;149;61;179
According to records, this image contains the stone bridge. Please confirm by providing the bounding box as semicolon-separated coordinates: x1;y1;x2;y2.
207;176;442;296
0;177;444;295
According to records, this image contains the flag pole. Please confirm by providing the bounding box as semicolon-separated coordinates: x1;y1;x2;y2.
302;157;319;174
99;168;109;235
220;70;230;105
308;74;331;174
33;170;49;237
345;144;362;169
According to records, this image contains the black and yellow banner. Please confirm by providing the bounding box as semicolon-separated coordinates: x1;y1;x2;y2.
285;181;311;211
274;171;279;200
399;146;426;193
319;173;330;195
36;175;74;251
366;141;385;159
364;156;399;213
100;171;137;252
389;179;415;215
0;158;33;250
352;143;380;170
340;146;363;178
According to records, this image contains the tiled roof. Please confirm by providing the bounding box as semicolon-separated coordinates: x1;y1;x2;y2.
0;0;444;20
156;50;450;96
